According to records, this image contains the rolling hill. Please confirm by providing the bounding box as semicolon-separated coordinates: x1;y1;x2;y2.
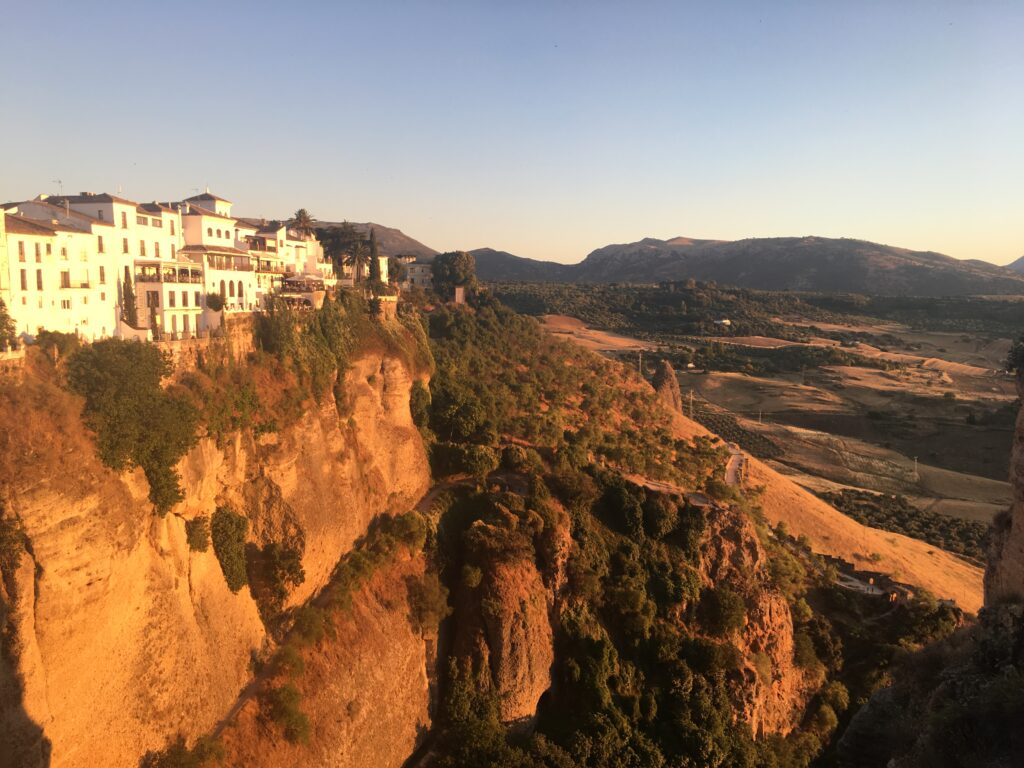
473;236;1024;296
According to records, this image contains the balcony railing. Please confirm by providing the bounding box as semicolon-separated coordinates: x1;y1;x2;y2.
136;272;204;284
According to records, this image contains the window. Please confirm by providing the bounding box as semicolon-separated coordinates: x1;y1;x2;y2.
46;243;52;255
183;315;190;334
207;227;213;237
98;210;104;221
121;211;128;228
139;241;146;256
61;247;67;259
99;266;106;284
34;243;41;261
170;244;176;258
61;299;71;310
101;292;106;301
146;291;159;308
168;291;176;308
195;291;201;306
219;280;225;297
137;215;148;226
216;229;222;238
19;270;26;290
154;242;160;258
122;238;129;254
237;282;243;299
152;218;162;228
182;291;188;307
60;271;70;288
229;281;235;297
36;270;43;290
17;242;24;261
170;220;175;236
98;236;105;253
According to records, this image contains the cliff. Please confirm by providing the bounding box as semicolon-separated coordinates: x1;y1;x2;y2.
0;348;431;768
698;504;813;736
984;373;1024;604
216;552;434;767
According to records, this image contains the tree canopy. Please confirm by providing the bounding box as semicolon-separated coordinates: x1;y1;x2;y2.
432;251;476;299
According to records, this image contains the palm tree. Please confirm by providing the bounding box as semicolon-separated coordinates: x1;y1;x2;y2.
289;208;315;238
344;239;371;282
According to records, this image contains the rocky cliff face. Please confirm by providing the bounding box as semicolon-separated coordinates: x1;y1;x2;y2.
698;504;812;736
217;552;434;768
984;374;1024;605
0;350;431;768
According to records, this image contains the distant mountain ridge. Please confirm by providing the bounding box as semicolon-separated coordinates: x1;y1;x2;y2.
315;220;437;259
472;236;1024;296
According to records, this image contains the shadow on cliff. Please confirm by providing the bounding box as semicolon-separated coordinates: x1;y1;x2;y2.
0;617;52;768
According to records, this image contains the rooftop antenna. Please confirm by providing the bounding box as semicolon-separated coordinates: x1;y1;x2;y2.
52;178;63;195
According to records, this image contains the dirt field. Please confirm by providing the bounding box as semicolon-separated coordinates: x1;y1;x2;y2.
542;314;658;351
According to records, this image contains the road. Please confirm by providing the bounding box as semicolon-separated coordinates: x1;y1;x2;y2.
725;443;745;486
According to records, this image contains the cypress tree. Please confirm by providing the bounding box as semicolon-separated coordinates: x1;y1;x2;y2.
368;228;382;283
121;275;139;327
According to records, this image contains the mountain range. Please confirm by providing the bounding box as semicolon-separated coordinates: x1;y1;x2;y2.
315;220;437;260
471;236;1024;296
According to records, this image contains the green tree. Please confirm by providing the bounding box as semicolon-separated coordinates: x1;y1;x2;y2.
121;275;139;327
210;507;249;592
316;222;364;276
345;239;372;282
431;251;476;299
368;228;382;284
66;340;198;514
288;208;315;237
0;297;15;349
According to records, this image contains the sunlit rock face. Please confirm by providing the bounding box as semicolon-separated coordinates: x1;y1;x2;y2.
985;374;1024;606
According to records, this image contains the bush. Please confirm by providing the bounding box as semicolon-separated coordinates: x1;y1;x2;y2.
185;516;210;552
793;630;820;669
205;293;224;312
410;379;431;429
210;507;248;592
264;684;310;744
406;571;452;632
140;735;223;768
291;604;330;646
66;340;198;514
698;586;747;634
33;329;79;360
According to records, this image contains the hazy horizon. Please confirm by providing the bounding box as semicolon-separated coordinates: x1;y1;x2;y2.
2;1;1021;266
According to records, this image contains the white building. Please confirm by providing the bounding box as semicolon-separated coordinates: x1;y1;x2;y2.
0;188;340;343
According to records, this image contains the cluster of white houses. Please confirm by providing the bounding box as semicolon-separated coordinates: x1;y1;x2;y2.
0;190;385;344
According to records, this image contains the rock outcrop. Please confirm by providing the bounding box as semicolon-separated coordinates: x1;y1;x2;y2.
698;504;813;736
984;374;1024;605
217;552;434;768
0;349;431;768
652;360;683;414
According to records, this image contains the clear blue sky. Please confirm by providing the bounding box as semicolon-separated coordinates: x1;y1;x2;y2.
2;1;1021;264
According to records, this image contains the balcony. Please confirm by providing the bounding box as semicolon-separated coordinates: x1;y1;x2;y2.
136;269;204;284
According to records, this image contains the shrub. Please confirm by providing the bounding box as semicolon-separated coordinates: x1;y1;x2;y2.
291;604;330;646
185;516;210;552
410;379;431;429
698;586;747;634
264;684;310;744
66;340;198;514
406;571;452;632
205;293;224;312
33;329;79;360
210;507;248;592
275;644;305;678
793;630;820;669
140;735;223;768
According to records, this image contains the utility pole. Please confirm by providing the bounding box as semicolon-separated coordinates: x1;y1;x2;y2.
689;390;694;419
638;350;642;375
52;179;63;195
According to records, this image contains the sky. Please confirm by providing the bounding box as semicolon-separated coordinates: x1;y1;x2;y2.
1;1;1022;265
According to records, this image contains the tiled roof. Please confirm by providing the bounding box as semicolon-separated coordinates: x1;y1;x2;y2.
181;204;236;222
49;192;138;206
184;192;232;204
4;214;58;236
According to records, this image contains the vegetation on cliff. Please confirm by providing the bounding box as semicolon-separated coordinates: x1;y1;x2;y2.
66;339;199;514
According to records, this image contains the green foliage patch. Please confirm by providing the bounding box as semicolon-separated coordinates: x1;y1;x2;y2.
66;339;198;514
